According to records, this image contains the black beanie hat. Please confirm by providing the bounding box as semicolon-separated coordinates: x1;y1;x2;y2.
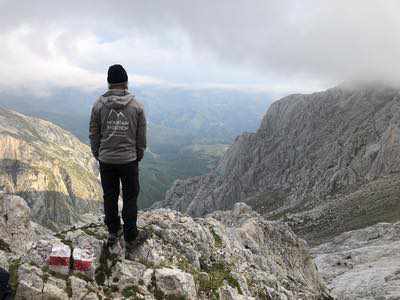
107;64;128;84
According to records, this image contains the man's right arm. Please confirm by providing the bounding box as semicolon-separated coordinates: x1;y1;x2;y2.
89;102;101;160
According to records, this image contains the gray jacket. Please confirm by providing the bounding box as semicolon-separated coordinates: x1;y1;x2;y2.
89;89;147;164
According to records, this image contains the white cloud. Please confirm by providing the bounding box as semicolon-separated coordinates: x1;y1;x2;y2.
0;26;169;95
0;0;399;95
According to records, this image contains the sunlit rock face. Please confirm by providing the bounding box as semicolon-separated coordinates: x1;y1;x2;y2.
0;107;102;230
154;82;400;244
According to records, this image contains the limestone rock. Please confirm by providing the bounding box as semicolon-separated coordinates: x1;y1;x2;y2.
219;285;255;300
16;264;69;300
0;107;102;230
154;268;197;299
7;202;331;299
153;83;400;244
70;276;99;300
0;193;32;254
312;222;400;299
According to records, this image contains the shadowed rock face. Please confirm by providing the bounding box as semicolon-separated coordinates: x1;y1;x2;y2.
0;107;102;230
2;194;332;300
154;82;400;244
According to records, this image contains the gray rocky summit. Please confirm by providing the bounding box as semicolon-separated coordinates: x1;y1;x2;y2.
154;82;400;244
0;193;331;299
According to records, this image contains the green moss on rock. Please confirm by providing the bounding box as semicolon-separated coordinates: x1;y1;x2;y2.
9;258;21;297
209;227;223;248
122;285;140;298
199;261;242;295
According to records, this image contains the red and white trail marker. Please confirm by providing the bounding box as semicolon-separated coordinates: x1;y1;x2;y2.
73;247;95;279
48;243;71;275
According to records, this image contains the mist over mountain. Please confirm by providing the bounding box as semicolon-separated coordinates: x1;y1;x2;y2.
0;85;270;148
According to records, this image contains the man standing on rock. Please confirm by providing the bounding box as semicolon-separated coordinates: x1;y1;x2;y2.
89;64;148;256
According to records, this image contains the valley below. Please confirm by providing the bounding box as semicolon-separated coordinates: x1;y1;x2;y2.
0;85;270;209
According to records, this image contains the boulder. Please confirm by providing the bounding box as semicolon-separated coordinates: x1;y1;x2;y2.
154;268;197;299
0;193;33;253
16;264;69;300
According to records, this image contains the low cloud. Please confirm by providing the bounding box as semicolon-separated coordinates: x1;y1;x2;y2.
0;0;399;94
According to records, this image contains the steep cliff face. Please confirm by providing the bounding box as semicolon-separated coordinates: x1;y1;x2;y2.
0;107;102;229
154;82;400;243
0;193;331;300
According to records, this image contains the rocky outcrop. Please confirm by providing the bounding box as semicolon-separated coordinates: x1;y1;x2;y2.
154;82;400;243
0;107;102;230
312;222;400;299
1;193;332;299
0;192;32;254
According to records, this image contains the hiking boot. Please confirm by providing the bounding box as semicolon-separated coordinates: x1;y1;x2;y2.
106;229;123;248
125;230;150;260
106;229;124;256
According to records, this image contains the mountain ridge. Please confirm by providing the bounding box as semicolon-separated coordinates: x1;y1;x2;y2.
0;106;102;230
153;82;400;244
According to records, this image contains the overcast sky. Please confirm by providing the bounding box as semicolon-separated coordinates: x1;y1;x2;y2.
0;0;399;95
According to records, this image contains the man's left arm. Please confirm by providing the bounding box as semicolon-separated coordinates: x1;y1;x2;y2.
136;106;147;161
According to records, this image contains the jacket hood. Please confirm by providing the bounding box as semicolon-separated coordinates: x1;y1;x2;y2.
101;89;134;109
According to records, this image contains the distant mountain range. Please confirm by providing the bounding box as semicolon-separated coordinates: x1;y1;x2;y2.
0;85;271;208
154;82;400;245
0;85;270;151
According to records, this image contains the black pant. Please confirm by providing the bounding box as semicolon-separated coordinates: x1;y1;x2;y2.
99;160;139;242
0;267;12;300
